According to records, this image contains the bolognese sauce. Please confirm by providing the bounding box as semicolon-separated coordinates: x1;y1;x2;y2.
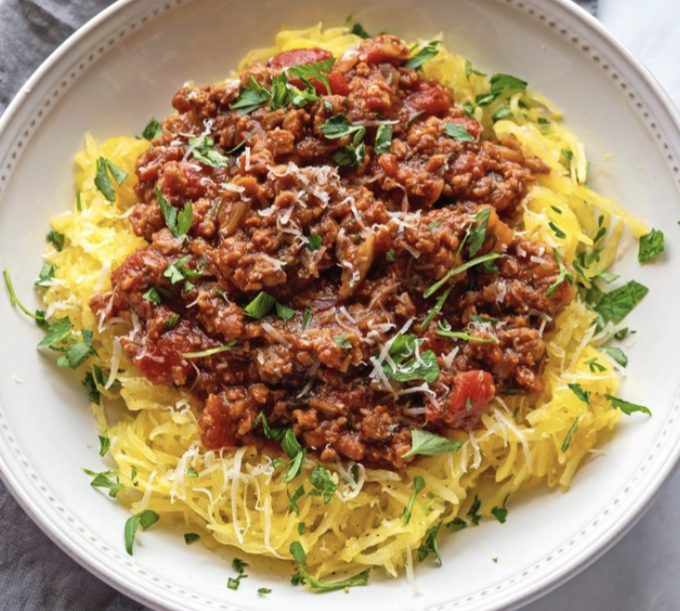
91;35;575;469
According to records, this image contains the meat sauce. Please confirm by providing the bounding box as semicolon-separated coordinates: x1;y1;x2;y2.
91;35;575;469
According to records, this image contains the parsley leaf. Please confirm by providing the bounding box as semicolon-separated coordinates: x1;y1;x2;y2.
402;429;462;458
334;334;352;349
184;533;200;545
546;248;575;297
333;142;366;168
3;268;47;325
549;221;567;239
227;574;248;590
349;21;371;39
46;229;65;251
287;59;336;95
302;305;313;329
83;468;123;498
35;264;55;288
188;135;228;168
465;59;486;80
243;291;278;319
182;342;237;359
124;509;159;555
401;475;425;526
289;541;307;565
606;395;651;416
142;118;162;141
142;287;163;306
419;287;450;331
98;434;111;456
270;73;289;110
467;495;482;525
446;517;467;532
424;252;502;298
307;233;323;251
275;302;295;321
404;41;441;70
445;122;474;143
382;333;440;383
468;208;492;257
94;157;127;203
230;75;271;114
320;114;365;139
309;465;337;504
492;107;513;122
491;504;508;524
593;280;648;324
585;357;606;373
638;228;665;263
375;124;392;155
436;322;497;344
489;73;528;95
258;587;272;595
568;382;591;406
417;521;443;565
561;418;579;452
601;346;628;367
288;485;305;514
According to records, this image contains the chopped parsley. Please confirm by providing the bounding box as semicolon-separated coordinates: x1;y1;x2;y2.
348;19;371;39
419;287;450;331
35;264;55;288
334;334;352;349
585;357;606;373
287;58;336;95
402;429;462;458
375;124;392;154
386;249;396;262
445;122;474;143
466;495;482;525
46;229;65;251
491;496;509;524
302;305;313;329
492;107;513;122
94;157;127;203
142;118;162;141
333;142;366;168
307;233;323;251
436;321;497;344
606;395;651;416
561;418;579;452
165;314;180;330
404;41;441;70
638;228;665;263
142;287;163;306
308;465;337;504
81;364;108;404
568;382;591;406
288;485;305;514
83;468;123;498
124;509;159;555
465;59;486;80
546;248;574;297
289;541;307;565
601;346;628;367
243;291;276;319
468;208;491;257
549;221;567;239
593;280;648;324
182;342;237;359
3;268;47;325
257;587;272;596
184;533;200;545
98;434;111;456
230;75;271;114
489;73;528;95
424;252;502;298
320;114;365;140
382;333;440;383
446;517;467;532
186;467;199;478
401;475;425;526
163;256;203;286
417;521;443;565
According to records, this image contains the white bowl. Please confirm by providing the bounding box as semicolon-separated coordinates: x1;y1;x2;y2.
0;0;678;610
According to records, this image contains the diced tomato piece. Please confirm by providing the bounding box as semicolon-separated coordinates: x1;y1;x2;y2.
132;322;195;387
328;71;351;96
447;116;483;140
405;81;453;117
427;370;495;427
269;47;333;69
357;35;410;66
377;153;399;178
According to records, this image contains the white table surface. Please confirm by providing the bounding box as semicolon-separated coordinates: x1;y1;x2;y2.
527;1;680;609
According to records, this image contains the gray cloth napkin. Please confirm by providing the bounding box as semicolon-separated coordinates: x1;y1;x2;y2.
0;1;597;609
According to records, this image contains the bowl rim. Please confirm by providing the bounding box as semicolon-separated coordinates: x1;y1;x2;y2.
1;0;680;609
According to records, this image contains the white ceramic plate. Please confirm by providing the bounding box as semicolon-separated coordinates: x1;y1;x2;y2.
1;0;679;609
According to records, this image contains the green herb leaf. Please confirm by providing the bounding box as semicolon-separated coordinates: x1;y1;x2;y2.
297;522;306;535
386;249;396;262
307;234;323;251
638;228;665;263
94;157;127;203
165;314;180;330
232;557;248;574
184;533;200;545
606;395;651;416
404;41;441;70
230;75;271;114
142;118;162;141
333;142;366;168
598;271;620;284
275;302;295;321
98;434;111;456
38;316;72;348
35;264;55;288
46;229;65;251
124;509;159;555
83;468;123;498
561;418;579;452
594;280;648;324
492;107;513;122
288;485;305;514
349;21;371;38
176;201;194;237
585;357;606;373
446;517;467;532
375;124;392;155
489;73;528;95
568;382;591;406
284;450;306;482
419;288;450;331
417;521;443;565
424;252;502;298
258;587;272;595
320;114;364;140
546;248;575;297
465;59;486;80
227;575;248;590
59;330;97;369
244;291;277;319
309;465;337;504
382;333;440;383
289;541;307;566
601;346;628;367
3;268;47;324
334;334;352;349
436;324;497;344
287;59;336;95
466;495;482;526
401;475;425;526
302;305;313;329
468;208;491;257
300;567;369;592
491;505;508;524
270;73;290;110
182;342;237;359
142;287;163;306
549;221;567;239
402;429;462;458
445;122;474;143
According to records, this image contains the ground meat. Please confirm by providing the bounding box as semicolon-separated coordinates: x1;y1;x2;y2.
91;35;574;470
